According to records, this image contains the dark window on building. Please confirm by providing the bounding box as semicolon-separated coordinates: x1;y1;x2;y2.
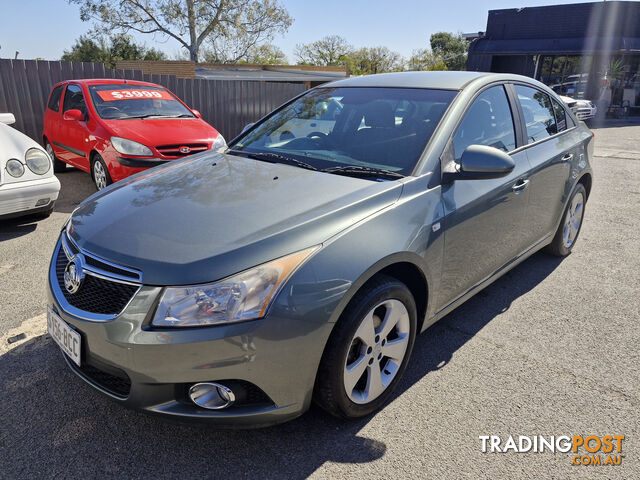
47;85;63;112
453;85;516;160
551;97;568;132
515;85;557;143
63;84;87;116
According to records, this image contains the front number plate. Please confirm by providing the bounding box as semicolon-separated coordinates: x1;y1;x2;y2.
47;307;81;366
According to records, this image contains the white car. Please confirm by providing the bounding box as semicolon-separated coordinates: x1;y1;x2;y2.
559;95;598;121
1;113;60;219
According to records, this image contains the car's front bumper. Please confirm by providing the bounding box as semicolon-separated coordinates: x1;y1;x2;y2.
46;238;334;427
0;176;60;218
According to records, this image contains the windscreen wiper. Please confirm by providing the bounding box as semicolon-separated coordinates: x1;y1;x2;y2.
322;165;404;180
124;114;187;120
227;149;318;171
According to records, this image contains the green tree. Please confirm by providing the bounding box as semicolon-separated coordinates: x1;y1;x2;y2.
346;47;405;75
61;34;167;68
430;32;468;71
68;0;292;63
408;48;447;71
294;35;352;66
240;44;287;64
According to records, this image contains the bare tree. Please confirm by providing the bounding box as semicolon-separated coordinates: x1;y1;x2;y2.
69;0;292;63
294;35;352;66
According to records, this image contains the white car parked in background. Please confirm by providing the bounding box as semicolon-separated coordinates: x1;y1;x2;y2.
0;113;60;219
559;95;598;121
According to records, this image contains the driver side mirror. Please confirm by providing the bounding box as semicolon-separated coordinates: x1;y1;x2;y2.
63;109;85;122
443;145;515;183
191;109;202;119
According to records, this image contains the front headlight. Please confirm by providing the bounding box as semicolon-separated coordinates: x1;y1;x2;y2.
212;134;226;152
152;246;319;327
25;148;51;175
111;137;153;156
6;159;25;177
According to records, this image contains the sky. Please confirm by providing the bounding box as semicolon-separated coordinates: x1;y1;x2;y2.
1;0;601;63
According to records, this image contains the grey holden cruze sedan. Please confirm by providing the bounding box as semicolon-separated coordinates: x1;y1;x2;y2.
47;71;593;426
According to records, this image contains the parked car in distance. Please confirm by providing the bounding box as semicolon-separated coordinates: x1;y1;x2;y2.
43;79;225;190
47;72;593;427
1;113;60;220
559;95;598;121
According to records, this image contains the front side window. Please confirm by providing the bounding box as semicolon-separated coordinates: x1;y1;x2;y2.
452;85;516;161
48;85;63;112
88;84;194;120
232;87;457;176
516;85;557;143
62;84;87;115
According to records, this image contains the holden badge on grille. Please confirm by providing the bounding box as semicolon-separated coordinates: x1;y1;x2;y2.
64;255;85;294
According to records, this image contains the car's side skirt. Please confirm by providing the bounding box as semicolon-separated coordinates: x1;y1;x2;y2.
422;233;553;332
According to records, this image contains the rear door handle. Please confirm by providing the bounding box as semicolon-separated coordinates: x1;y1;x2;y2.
512;179;530;193
561;153;574;162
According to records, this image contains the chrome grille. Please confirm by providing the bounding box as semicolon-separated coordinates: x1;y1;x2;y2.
51;233;142;319
156;143;208;157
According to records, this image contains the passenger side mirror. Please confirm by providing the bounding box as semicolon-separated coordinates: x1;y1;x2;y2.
0;113;16;125
192;109;202;119
63;109;85;122
443;145;515;183
241;122;255;134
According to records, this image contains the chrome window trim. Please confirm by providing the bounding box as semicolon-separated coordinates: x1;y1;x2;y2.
50;237;142;322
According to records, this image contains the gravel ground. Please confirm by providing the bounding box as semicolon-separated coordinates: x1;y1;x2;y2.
1;123;638;479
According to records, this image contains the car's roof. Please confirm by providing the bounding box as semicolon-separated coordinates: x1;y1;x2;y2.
60;78;162;87
325;71;537;90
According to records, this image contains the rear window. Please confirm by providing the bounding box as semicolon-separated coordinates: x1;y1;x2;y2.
48;85;63;112
87;84;194;120
515;85;557;143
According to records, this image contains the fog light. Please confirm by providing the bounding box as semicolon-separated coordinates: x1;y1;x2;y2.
35;198;50;206
189;382;235;410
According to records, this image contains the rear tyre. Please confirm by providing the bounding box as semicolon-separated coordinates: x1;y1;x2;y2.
545;183;587;257
314;275;417;419
91;154;112;191
45;141;66;173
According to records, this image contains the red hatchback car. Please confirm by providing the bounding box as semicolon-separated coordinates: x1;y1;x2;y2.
43;79;225;190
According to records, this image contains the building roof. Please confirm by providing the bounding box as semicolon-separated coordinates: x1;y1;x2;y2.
327;71;488;90
195;65;348;83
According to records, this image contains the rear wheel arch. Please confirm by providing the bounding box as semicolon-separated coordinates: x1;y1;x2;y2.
578;172;592;198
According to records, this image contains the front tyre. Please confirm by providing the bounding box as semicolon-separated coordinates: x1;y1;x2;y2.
91;154;112;191
314;275;417;419
545;183;587;257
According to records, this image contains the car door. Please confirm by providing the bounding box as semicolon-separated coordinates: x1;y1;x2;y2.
513;84;575;246
438;84;532;308
59;83;91;170
43;84;64;153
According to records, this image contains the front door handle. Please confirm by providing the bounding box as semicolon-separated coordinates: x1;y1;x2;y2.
561;153;574;162
512;179;530;193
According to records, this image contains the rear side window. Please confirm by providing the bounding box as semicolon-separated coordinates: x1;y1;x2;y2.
515;85;557;143
452;85;516;161
63;84;87;115
551;97;568;132
48;85;63;112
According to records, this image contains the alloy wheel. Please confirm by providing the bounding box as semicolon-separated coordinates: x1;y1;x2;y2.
343;299;411;404
562;191;585;248
93;160;108;190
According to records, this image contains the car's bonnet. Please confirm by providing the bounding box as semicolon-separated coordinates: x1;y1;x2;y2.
101;118;219;146
69;152;404;285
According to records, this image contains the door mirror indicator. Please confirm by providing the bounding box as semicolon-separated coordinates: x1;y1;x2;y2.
443;145;515;183
63;109;85;122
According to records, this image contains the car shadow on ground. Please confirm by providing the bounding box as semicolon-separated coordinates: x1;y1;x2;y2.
0;252;563;478
53;168;98;214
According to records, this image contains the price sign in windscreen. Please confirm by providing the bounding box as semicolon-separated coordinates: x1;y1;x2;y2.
96;89;175;102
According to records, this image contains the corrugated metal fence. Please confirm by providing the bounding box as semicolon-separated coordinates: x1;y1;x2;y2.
0;59;307;143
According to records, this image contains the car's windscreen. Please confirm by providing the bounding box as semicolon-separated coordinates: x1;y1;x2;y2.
88;84;194;120
231;87;457;177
